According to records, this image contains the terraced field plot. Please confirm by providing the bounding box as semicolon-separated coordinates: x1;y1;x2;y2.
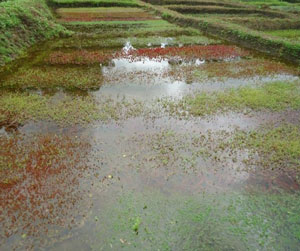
145;0;300;64
56;7;158;21
1;2;300;251
230;0;300;13
50;0;140;7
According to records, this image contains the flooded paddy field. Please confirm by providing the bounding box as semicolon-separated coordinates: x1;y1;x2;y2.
1;2;300;250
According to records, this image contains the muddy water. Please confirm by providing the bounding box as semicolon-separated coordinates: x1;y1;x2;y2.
1;37;300;250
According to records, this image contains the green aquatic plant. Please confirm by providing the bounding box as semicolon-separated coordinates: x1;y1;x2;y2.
0;92;145;126
165;81;300;117
91;189;300;250
231;124;300;169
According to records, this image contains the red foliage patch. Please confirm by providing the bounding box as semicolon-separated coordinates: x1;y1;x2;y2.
44;46;248;66
45;50;113;65
118;45;250;61
0;133;92;243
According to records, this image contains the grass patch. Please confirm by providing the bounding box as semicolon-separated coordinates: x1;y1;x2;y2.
266;29;300;42
0;0;69;66
145;0;244;8
164;82;300;117
166;4;289;17
271;5;300;13
222;17;300;31
62;19;201;37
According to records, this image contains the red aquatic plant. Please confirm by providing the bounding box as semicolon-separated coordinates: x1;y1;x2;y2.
117;45;250;61
45;50;113;65
0;133;92;244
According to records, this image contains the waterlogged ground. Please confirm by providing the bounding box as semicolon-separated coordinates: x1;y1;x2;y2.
1;5;300;251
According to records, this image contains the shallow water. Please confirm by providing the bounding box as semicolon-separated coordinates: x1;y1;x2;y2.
1;33;300;250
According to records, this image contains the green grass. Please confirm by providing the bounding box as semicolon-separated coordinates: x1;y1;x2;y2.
61;19;168;27
57;6;142;12
271;5;300;12
266;29;300;42
219;16;300;31
63;19;202;36
164;82;300;117
0;0;69;66
236;0;292;6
